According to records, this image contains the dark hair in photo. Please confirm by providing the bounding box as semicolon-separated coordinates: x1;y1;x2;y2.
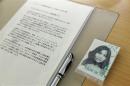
82;45;111;69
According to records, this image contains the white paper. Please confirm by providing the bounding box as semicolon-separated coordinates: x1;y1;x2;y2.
0;0;94;86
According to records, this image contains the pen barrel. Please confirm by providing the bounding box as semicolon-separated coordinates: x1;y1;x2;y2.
51;74;61;86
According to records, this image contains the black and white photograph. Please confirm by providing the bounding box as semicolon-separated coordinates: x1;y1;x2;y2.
77;39;120;81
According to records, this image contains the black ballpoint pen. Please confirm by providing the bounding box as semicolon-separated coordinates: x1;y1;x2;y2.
50;53;73;86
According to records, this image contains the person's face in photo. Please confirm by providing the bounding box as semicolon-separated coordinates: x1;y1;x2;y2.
94;50;108;63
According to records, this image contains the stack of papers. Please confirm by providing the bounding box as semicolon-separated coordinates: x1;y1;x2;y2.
0;0;94;86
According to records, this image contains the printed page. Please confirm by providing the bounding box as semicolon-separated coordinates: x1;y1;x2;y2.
0;0;94;86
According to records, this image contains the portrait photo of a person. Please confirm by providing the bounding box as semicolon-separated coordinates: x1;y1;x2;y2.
82;45;111;76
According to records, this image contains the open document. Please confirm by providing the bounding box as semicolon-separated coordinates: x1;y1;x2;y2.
0;0;94;86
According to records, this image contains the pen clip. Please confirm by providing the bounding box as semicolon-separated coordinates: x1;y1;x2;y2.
59;53;74;77
64;53;73;73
